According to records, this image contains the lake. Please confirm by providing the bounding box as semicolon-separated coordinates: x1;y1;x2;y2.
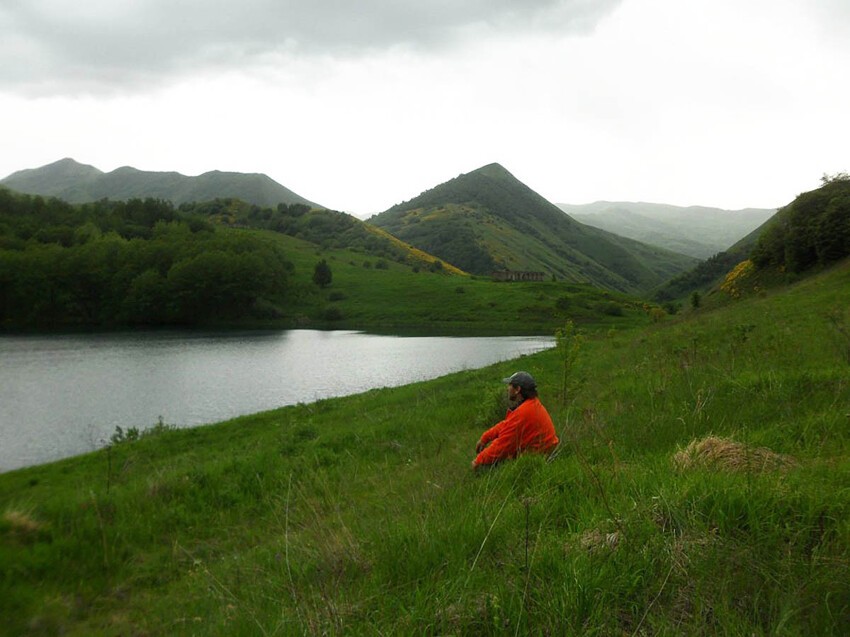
0;330;553;472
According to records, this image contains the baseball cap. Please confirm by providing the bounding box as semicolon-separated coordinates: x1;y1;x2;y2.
502;371;536;390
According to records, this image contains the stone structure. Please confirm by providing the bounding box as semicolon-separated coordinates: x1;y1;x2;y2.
491;270;546;282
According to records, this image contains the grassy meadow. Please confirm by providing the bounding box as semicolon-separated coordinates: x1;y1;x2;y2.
1;260;849;635
252;228;653;334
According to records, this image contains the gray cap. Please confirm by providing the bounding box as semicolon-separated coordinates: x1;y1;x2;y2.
502;371;536;390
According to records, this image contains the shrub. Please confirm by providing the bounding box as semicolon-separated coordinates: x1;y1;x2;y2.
323;307;344;321
313;259;333;288
691;290;702;308
599;302;624;316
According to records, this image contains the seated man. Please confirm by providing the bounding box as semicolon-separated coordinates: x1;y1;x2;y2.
472;371;559;468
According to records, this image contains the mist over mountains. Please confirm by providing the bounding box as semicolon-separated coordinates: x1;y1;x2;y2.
559;202;776;259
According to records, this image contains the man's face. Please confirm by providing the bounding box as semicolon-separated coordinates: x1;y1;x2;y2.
507;383;522;402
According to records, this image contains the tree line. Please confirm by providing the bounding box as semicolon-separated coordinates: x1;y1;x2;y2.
0;191;294;329
751;175;850;273
178;198;415;263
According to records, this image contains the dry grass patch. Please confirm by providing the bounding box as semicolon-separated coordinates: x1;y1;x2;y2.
673;435;798;473
563;527;621;555
2;508;44;541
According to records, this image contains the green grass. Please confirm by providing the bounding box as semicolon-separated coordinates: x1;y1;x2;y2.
1;261;849;635
255;228;653;334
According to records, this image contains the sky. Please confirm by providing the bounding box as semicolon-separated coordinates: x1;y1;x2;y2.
1;0;848;217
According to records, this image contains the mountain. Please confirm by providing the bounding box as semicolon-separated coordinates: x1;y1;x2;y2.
652;213;783;302
558;202;776;259
0;158;319;208
368;163;699;294
653;176;850;301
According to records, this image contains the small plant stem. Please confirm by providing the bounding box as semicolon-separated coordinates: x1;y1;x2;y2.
106;444;112;494
632;559;675;636
466;479;516;587
285;471;296;602
564;417;626;540
90;490;110;571
177;542;270;637
524;499;530;572
516;518;545;637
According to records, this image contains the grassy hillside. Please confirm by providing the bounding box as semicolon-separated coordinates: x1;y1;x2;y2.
0;158;318;208
246;229;654;334
176;197;463;276
654;176;850;303
369;164;698;294
2;259;848;635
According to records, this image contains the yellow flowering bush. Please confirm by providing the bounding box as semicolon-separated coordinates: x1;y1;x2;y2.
720;259;755;299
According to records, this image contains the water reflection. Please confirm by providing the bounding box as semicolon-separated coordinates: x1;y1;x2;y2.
0;330;552;471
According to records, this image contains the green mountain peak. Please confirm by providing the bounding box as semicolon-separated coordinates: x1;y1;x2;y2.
469;162;515;180
370;163;698;293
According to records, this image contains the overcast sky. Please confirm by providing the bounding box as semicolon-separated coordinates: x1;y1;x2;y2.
1;0;848;216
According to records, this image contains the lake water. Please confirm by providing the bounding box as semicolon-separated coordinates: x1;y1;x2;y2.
0;330;553;472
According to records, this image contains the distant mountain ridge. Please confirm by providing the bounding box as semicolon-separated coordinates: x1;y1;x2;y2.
0;158;319;209
369;163;699;294
559;201;776;259
652;176;850;301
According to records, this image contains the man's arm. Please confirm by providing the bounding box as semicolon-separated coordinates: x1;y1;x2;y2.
473;416;520;466
474;418;504;456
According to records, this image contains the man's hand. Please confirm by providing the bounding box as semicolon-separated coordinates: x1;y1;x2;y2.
471;460;478;470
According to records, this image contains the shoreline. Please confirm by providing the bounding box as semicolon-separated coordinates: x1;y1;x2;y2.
0;332;555;474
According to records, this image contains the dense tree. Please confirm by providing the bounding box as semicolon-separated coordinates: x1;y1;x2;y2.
313;259;332;288
751;178;850;274
180;199;413;265
690;291;701;309
0;191;295;328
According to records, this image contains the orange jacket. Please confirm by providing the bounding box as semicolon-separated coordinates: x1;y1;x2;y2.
474;397;559;466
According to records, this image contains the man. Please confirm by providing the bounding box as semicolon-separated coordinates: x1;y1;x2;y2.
472;371;559;469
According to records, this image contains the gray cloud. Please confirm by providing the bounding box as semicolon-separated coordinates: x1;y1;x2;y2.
2;0;622;95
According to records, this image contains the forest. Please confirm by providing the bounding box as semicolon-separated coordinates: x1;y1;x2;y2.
0;190;295;328
751;174;850;273
178;198;415;263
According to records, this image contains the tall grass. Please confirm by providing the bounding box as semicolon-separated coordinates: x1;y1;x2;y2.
1;262;849;635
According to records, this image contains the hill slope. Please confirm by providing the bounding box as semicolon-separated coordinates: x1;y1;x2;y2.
369;163;698;294
0;188;653;333
751;175;850;273
1;259;847;635
0;158;319;208
560;202;775;259
654;176;850;302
